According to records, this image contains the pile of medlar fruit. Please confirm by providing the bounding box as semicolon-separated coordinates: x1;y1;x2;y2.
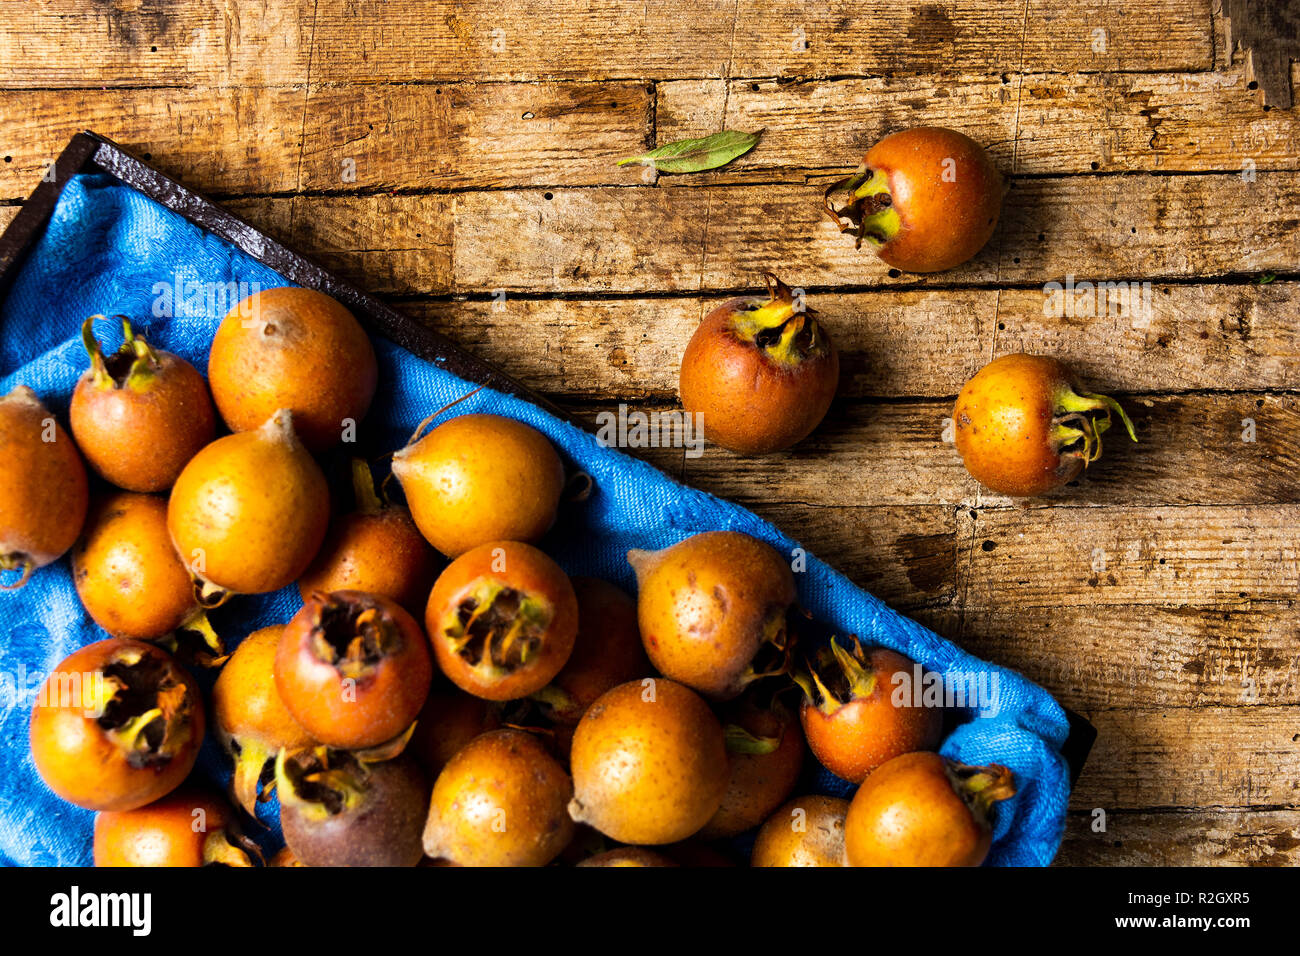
9;124;1090;866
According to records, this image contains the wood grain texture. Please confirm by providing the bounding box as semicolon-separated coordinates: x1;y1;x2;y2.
0;83;651;199
680;396;1300;508
221;176;1299;297
658;70;1298;179
1071;706;1300;808
0;0;313;88
304;0;1213;83
958;603;1300;710
1058;809;1300;864
959;505;1300;608
398;281;1300;399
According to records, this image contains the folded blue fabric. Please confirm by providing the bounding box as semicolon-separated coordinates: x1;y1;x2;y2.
0;173;1070;866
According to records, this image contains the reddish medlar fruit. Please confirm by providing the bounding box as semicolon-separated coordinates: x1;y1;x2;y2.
73;492;221;658
298;459;438;616
213;625;316;815
843;751;1016;867
751;795;849;867
425;540;578;701
0;385;88;587
276;747;428;867
699;690;805;839
628;531;796;700
208;287;377;452
953;353;1137;497
794;638;942;784
824;127;1003;273
409;688;501;780
70;316;216;492
392;412;565;558
276;590;433;750
423;729;574;867
30;639;204;811
679;274;838;455
94;788;257;867
532;577;649;724
568;678;729;845
167;409;330;598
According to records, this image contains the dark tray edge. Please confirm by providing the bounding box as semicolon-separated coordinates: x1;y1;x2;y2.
0;130;1097;793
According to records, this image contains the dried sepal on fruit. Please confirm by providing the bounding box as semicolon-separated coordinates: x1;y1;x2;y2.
530;576;649;724
793;637;942;784
94;788;261;867
425;540;578;701
275;590;433;750
953;353;1137;497
30;639;204;811
679;274;838;455
823;127;1004;273
843;751;1016;867
276;746;427;867
699;688;805;839
0;385;88;588
213;626;316;815
70;315;216;492
298;459;439;616
628;531;797;700
73;492;225;663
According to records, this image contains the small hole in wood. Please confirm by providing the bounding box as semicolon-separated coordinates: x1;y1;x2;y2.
1090;161;1100;170
887;268;900;278
543;192;554;200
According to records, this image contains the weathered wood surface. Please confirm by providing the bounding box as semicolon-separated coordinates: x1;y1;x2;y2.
2;0;1297;862
218;173;1300;297
0;1;1213;88
1058;809;1300;865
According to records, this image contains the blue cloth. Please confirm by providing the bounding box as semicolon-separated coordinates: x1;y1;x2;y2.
0;173;1071;866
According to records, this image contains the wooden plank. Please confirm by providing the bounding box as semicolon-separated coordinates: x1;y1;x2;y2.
741;503;959;609
0;0;312;88
958;603;1300;710
399;281;1300;399
681;396;1300;509
1057;809;1300;865
304;1;1212;82
0;88;306;199
658;70;1298;179
1071;706;1300;809
227;194;455;295
297;82;652;191
0;83;650;200
449;174;1300;295
959;505;1300;609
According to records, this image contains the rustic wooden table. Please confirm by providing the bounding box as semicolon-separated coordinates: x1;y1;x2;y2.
2;1;1296;865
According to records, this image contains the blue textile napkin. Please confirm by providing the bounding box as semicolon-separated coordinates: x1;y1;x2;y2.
0;173;1070;866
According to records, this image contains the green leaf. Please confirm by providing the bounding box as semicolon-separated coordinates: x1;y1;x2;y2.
1257;272;1277;285
617;129;764;174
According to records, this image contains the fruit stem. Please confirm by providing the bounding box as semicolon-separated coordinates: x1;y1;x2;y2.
177;609;226;662
949;761;1017;820
403;386;485;449
351;458;384;515
823;166;901;249
0;554;34;590
723;723;782;755
81;315;114;388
